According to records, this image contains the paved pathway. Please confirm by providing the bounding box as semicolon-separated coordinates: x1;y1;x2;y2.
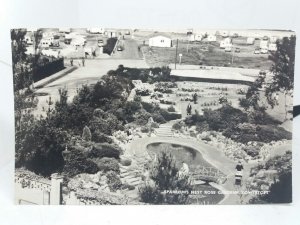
33;58;148;116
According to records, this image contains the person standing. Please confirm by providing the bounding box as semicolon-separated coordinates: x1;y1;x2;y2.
82;57;85;67
235;161;244;185
186;103;192;115
70;58;73;66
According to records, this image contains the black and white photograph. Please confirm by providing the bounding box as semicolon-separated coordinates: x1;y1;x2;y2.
11;27;295;205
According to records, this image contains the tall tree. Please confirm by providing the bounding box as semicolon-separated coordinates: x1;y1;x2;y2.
139;151;192;204
266;35;296;119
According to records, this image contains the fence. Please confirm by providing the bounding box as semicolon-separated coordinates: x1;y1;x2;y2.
15;172;63;205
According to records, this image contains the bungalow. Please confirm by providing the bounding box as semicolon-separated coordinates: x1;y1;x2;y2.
268;43;277;51
24;33;33;45
246;37;255;45
88;28;105;34
270;36;278;43
220;38;232;48
40;38;53;48
260;40;269;49
207;34;217;42
189;33;203;42
149;35;172;48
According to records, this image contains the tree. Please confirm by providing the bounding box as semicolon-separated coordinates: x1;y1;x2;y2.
139;151;192;204
266;35;296;119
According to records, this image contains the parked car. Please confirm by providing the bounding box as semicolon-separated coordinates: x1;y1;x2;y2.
262;36;269;40
260;48;268;54
125;30;130;35
117;46;123;51
235;47;240;53
64;38;71;44
254;48;260;54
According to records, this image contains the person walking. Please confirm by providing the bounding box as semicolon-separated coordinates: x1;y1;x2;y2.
186;103;192;115
235;161;244;185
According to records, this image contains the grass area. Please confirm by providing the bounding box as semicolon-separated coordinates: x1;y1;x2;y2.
141;39;273;70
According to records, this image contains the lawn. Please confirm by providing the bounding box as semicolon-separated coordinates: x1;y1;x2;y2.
141;39;273;70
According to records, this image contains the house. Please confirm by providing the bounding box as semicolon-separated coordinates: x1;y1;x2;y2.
270;36;278;43
24;33;33;45
268;43;277;51
71;37;86;47
220;38;232;48
40;38;53;48
88;28;105;34
246;37;255;45
207;34;217;42
149;35;172;48
260;40;269;49
189;33;203;42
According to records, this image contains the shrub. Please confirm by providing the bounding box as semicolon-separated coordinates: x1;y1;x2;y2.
92;130;113;143
120;159;132;166
151;122;160;128
159;109;182;121
134;110;152;125
136;89;151;96
152;113;166;124
63;149;99;177
141;127;150;133
106;171;122;192
167;106;176;112
243;146;260;157
89;143;122;159
141;102;159;113
94;157;120;173
172;122;182;130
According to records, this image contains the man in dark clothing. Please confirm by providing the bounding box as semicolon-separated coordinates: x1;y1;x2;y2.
235;161;244;185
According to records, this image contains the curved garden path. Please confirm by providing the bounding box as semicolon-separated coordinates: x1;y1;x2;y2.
128;135;292;204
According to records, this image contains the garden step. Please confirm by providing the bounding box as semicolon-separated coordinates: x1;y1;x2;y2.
122;177;142;186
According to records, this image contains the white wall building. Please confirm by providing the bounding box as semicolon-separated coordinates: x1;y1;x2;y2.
88;28;105;34
247;37;255;45
260;40;269;49
207;34;217;42
40;38;53;48
189;33;203;42
220;38;232;48
149;35;172;48
268;43;277;51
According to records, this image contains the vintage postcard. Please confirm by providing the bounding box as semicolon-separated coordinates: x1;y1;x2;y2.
12;28;294;205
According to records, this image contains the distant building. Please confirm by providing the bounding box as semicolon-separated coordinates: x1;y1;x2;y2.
220;38;232;48
268;43;277;51
149;35;172;48
246;37;255;45
40;38;53;48
270;36;278;43
260;40;269;49
24;33;33;45
189;33;203;42
88;28;105;34
207;34;217;42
